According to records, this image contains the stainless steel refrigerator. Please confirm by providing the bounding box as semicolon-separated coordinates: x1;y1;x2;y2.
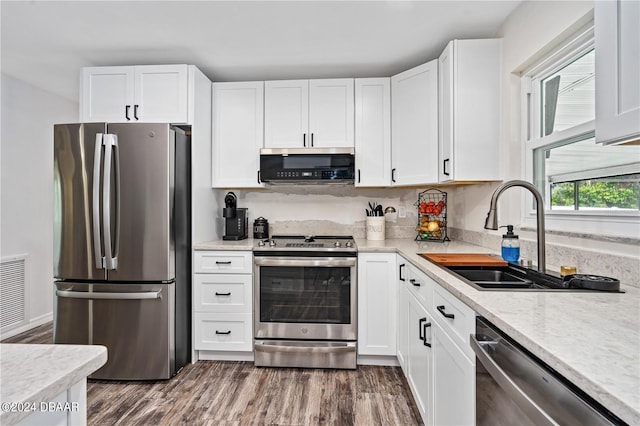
53;122;191;380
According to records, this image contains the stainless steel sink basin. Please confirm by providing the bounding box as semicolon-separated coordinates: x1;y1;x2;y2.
443;265;573;291
443;265;623;292
447;267;534;289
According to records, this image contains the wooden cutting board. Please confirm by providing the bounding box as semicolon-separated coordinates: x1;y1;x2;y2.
419;253;507;266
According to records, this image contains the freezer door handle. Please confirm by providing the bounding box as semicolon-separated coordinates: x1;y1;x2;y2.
102;134;120;270
93;134;105;269
56;289;162;300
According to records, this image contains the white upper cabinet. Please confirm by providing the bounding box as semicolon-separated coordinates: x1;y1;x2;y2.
264;80;309;148
212;81;264;188
595;0;640;145
308;79;355;148
264;78;354;148
391;60;439;186
354;78;391;186
80;65;189;123
438;39;502;182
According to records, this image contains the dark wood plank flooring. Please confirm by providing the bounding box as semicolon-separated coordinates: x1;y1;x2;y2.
3;323;422;425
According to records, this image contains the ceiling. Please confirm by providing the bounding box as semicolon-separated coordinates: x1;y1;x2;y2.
1;1;521;102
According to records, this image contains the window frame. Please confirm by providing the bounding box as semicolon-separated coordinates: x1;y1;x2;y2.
521;21;640;237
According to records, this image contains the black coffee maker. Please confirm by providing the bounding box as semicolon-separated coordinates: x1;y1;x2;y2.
222;192;248;240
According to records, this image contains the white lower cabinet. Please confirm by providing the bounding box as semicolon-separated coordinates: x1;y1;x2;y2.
358;253;397;357
407;290;433;425
433;320;475;426
193;250;253;359
396;254;475;426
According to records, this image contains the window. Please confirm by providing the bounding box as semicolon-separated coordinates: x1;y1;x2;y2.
523;22;640;235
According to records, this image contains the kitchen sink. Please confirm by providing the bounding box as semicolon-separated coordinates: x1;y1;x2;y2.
447;267;534;289
443;265;623;292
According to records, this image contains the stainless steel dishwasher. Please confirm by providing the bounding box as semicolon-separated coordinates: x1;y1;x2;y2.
471;317;625;425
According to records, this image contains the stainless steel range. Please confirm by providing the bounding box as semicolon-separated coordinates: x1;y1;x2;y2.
253;235;357;369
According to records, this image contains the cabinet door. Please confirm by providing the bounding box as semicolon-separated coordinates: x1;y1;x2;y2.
80;66;134;122
595;0;640;145
439;39;501;182
438;42;454;182
212;81;264;188
407;292;433;425
357;253;397;356
308;79;354;148
433;321;475;426
355;78;391;186
391;60;439;186
396;261;409;371
264;80;309;148
134;65;188;123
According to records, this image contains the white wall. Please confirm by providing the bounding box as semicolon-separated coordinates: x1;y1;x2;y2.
1;73;78;337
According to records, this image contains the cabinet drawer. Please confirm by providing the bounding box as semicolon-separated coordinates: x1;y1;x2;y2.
432;284;475;361
194;312;252;351
405;262;432;309
194;251;252;274
194;274;252;313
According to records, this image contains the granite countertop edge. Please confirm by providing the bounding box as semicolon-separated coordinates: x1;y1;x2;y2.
0;344;107;425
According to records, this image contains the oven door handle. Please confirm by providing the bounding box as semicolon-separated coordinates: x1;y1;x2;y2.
255;342;356;354
470;334;557;426
254;257;356;267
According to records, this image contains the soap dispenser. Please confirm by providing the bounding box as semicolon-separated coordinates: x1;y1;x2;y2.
500;225;520;263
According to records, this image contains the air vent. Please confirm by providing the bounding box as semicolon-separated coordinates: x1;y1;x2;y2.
1;255;27;331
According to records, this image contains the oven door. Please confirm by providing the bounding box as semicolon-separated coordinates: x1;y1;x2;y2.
254;255;357;341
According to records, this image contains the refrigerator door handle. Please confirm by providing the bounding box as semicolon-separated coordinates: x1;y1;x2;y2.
112;136;121;267
56;289;162;300
102;134;119;270
93;134;105;269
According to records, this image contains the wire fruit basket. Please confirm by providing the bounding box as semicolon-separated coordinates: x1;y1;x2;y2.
414;188;449;242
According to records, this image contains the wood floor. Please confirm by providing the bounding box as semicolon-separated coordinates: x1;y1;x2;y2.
3;323;422;425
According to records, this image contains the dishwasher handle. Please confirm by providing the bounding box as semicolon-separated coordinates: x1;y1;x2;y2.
470;334;557;426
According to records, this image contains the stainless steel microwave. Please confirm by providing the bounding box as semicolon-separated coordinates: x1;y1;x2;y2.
259;147;355;184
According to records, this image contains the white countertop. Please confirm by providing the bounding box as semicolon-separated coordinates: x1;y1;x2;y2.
193;237;640;424
0;344;107;425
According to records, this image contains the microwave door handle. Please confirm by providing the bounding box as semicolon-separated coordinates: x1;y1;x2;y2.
92;134;105;269
470;334;557;426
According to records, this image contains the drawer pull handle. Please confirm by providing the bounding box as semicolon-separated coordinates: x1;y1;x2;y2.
215;292;231;296
410;278;421;287
419;317;427;340
399;264;406;281
215;261;232;265
437;305;455;319
215;330;231;335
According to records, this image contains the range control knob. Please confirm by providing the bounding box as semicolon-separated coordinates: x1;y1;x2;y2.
258;240;265;247
334;241;342;248
269;239;277;247
345;241;354;248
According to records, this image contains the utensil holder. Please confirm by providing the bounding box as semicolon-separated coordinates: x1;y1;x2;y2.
366;217;385;241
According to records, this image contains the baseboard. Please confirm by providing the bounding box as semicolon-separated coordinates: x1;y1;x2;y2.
0;312;53;340
196;350;254;362
357;355;400;366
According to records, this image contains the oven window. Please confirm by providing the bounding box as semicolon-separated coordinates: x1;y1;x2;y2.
259;266;351;324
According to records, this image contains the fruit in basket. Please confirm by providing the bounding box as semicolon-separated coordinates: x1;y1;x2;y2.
427;221;440;232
